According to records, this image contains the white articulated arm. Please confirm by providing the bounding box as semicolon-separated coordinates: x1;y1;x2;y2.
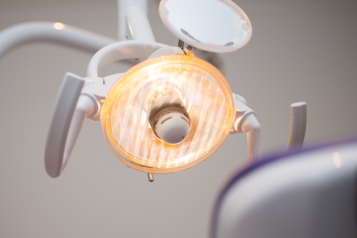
0;22;117;60
117;0;155;42
127;6;156;42
231;93;261;161
117;0;151;41
86;41;168;77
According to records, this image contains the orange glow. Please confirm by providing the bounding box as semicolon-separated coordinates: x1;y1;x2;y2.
101;54;234;174
53;22;65;30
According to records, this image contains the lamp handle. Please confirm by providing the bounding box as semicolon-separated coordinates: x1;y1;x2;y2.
286;102;307;152
44;73;95;178
231;93;261;161
240;114;261;160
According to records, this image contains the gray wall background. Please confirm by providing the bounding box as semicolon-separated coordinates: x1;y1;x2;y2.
0;0;356;237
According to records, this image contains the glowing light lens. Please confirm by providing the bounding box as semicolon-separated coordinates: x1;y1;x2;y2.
101;54;234;173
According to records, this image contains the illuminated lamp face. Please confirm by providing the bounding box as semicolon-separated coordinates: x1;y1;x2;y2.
101;54;234;174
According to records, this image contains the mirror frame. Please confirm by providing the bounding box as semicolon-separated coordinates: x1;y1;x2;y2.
159;0;252;53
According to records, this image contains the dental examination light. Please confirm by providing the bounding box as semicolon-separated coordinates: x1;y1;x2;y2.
0;0;307;181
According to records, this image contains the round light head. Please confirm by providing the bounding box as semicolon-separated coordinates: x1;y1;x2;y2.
101;54;234;174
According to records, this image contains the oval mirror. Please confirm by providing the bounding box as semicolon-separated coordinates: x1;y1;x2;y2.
159;0;252;53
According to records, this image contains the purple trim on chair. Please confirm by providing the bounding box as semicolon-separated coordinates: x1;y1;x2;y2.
210;137;357;238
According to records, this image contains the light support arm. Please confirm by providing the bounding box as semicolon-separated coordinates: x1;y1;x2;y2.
127;7;156;42
0;22;117;60
117;0;155;42
86;41;168;77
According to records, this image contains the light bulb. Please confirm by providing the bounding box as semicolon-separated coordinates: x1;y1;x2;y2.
154;111;190;144
143;82;190;144
101;54;234;174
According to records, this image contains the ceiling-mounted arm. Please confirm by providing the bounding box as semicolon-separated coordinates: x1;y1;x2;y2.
0;22;116;60
126;6;156;42
117;0;155;42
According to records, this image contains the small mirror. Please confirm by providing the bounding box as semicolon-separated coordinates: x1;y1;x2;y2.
159;0;252;53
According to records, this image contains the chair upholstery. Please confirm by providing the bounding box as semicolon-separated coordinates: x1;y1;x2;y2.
212;139;357;238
